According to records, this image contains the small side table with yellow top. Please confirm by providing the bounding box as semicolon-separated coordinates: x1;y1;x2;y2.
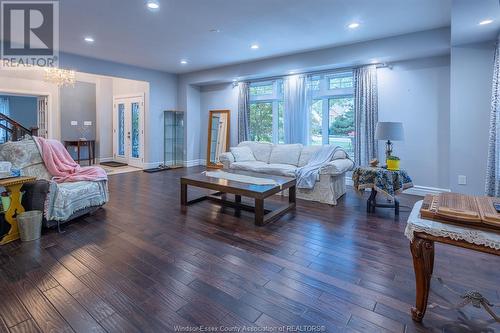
0;176;37;245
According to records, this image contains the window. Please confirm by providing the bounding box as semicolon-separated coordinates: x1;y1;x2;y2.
328;72;353;90
249;80;284;143
249;83;273;96
308;71;355;157
247;71;354;155
328;97;354;156
249;102;273;142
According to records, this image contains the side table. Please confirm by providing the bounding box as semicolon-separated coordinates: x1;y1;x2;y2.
352;166;413;216
64;140;96;165
0;176;37;245
405;201;500;322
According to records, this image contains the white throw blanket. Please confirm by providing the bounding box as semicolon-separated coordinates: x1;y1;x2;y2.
204;170;278;186
295;146;347;189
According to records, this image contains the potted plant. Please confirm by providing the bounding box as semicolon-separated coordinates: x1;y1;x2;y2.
386;155;400;171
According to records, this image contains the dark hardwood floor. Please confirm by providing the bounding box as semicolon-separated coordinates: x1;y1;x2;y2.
0;166;498;333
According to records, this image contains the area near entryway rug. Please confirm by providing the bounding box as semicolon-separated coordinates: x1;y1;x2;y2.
100;161;128;167
203;170;278;186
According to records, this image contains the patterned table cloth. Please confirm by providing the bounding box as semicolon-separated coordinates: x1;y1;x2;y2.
406;201;500;250
352;166;413;199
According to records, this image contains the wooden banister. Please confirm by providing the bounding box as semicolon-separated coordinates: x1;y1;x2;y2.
0;113;38;142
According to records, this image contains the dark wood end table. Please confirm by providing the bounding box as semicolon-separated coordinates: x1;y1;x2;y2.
180;171;296;226
64;140;96;165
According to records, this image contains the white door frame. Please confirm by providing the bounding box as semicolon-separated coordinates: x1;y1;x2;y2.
0;88;52;138
113;94;145;168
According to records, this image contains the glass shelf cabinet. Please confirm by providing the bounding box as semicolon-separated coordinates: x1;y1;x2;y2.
164;110;184;168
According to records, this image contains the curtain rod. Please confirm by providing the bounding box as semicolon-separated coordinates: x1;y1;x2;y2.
239;62;391;84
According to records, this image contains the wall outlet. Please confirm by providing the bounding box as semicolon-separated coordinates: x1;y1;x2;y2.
84;121;92;126
71;121;78;126
458;175;467;185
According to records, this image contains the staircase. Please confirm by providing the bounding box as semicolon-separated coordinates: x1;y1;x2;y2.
0;113;38;144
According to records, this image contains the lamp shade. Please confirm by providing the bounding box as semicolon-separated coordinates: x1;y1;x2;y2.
375;122;404;141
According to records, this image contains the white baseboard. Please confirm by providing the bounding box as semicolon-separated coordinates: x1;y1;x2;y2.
345;177;450;197
404;185;451;196
142;159;205;169
185;159;205;167
97;156;113;163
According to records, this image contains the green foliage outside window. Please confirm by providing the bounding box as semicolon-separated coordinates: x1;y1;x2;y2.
249;102;273;142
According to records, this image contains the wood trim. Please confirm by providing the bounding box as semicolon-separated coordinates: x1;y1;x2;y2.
206;110;230;169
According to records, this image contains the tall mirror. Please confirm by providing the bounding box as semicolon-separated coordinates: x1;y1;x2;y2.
207;110;230;168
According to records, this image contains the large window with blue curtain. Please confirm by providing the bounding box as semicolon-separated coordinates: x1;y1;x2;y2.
248;71;354;155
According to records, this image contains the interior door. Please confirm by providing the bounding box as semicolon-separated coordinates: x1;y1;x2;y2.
113;96;144;168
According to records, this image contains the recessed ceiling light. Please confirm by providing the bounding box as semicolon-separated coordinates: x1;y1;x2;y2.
146;0;160;10
84;36;94;43
180;59;188;65
209;28;221;33
479;19;494;25
250;44;259;50
347;22;360;29
288;70;296;74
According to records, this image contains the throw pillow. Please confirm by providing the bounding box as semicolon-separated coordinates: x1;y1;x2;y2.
231;146;256;162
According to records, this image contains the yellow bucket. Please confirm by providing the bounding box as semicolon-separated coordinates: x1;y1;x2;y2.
386;159;400;171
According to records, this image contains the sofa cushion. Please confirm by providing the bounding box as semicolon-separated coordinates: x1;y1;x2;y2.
230;146;256;162
258;163;297;177
229;161;268;173
269;144;302;166
238;141;273;163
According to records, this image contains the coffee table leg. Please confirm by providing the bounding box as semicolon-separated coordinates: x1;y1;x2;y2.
180;182;187;207
410;235;434;322
289;185;296;204
255;198;264;226
235;195;241;217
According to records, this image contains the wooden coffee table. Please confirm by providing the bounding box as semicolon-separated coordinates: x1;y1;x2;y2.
180;171;296;226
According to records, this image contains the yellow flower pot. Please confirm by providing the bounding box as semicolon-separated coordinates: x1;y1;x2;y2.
386;159;400;171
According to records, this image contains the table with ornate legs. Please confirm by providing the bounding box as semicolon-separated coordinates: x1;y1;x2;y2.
0;176;37;245
405;201;500;322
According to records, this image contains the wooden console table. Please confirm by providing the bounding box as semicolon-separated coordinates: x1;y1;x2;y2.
64;140;95;165
0;176;37;245
405;201;500;322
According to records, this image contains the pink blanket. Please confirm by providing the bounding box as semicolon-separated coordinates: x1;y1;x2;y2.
34;137;107;183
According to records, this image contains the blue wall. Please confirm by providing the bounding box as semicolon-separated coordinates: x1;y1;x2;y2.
59;52;178;165
1;95;37;128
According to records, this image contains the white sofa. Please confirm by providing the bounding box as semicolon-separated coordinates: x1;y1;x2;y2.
219;141;354;205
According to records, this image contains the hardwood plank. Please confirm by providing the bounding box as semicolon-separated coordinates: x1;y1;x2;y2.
43;286;105;333
8;319;40;333
0;167;497;332
14;279;73;333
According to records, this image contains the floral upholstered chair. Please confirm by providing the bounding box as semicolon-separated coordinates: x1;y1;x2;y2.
0;137;109;230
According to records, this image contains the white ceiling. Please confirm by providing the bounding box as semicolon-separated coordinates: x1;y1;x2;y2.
59;0;452;73
452;0;500;46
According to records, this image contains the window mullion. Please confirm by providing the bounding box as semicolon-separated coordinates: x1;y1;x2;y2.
322;98;329;145
272;100;278;144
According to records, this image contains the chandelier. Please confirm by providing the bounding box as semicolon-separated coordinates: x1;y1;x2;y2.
44;68;76;87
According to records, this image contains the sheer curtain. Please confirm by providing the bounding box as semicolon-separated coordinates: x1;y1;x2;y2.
237;82;250;143
486;39;500;196
0;97;9;141
353;65;378;166
283;75;311;144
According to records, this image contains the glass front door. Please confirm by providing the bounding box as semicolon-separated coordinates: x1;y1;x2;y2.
113;96;144;168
